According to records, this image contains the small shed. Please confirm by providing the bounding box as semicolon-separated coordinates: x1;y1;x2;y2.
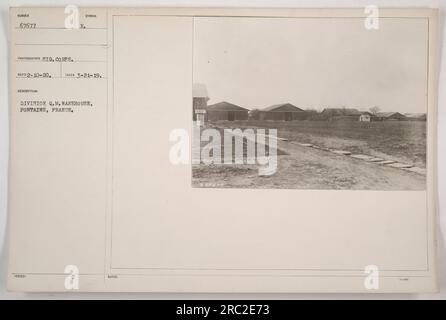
359;112;373;122
206;101;249;121
258;103;306;121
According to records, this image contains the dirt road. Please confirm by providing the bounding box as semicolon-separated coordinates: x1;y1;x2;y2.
192;139;426;190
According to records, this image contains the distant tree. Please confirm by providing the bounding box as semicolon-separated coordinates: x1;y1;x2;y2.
249;109;260;120
369;106;381;115
340;106;348;115
305;108;321;120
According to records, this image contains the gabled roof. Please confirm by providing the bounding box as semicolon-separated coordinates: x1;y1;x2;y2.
192;83;209;98
207;101;249;112
404;113;426;118
376;112;405;118
321;108;361;116
262;103;304;112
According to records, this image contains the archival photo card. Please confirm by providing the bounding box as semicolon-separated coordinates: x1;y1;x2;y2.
192;17;428;190
7;7;438;293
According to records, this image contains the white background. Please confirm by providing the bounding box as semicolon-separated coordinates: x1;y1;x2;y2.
0;0;445;299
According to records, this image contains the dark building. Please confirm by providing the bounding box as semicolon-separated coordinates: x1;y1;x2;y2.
206;101;249;121
192;83;209;122
257;103;306;121
404;113;427;121
320;108;363;121
375;112;407;121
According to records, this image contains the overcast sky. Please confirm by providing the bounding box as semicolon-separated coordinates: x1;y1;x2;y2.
193;17;428;113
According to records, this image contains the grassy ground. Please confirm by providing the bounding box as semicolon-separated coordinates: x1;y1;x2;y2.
213;120;426;168
192;120;426;190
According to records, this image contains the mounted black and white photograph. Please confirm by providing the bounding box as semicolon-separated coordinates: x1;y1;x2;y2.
192;17;428;190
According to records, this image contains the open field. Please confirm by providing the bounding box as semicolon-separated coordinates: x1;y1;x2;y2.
192;120;427;190
215;120;426;168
